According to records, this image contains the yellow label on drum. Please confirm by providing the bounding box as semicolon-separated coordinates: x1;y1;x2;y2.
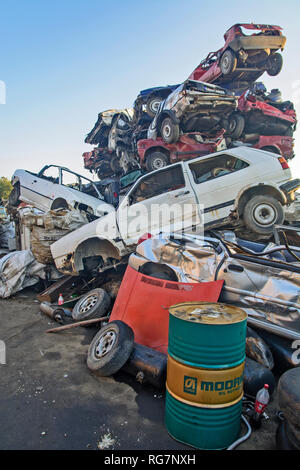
167;355;244;406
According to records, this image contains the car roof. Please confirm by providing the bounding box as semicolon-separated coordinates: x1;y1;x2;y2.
140;147;280;179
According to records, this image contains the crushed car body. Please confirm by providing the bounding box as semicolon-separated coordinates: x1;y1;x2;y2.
137;130;227;172
189;23;286;88
50;146;300;276
10;165;114;218
148;80;237;143
128;231;300;339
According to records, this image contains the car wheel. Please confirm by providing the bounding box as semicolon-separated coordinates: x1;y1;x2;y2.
220;49;237;75
243;195;284;235
51;198;69;210
87;320;134;376
146;151;169;172
146;96;163;118
267;52;283;76
161;117;180;144
227;113;245;139
278;368;300;443
72;288;111;321
276;420;300;450
8;183;21;207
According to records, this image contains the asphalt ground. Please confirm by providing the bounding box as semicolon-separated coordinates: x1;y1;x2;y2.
0;287;279;451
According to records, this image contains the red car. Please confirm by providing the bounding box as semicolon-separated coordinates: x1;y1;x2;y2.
83;147;121;178
137;130;226;172
189;24;286;88
242;134;295;160
226;83;297;139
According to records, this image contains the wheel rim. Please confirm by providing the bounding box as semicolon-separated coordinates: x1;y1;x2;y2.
151;156;166;170
149;99;161;114
253;203;277;226
228;118;236;133
222;56;229;71
162;123;171;138
94;330;117;358
78;294;98;314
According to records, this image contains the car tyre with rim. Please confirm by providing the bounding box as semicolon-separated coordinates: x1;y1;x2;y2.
220;49;237;75
72;288;111;321
146;96;163;118
146;151;169;172
87;320;134;376
160;117;180;144
243;195;284;235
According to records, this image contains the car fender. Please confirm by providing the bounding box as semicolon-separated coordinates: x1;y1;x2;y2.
50;212;127;275
234;183;287;216
157;109;180;127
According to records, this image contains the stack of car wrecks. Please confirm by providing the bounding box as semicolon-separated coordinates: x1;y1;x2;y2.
4;23;300;450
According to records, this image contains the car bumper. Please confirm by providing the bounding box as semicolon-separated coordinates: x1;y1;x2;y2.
230;35;287;51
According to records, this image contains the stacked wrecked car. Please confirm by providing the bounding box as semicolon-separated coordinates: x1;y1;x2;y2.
82;23;296;180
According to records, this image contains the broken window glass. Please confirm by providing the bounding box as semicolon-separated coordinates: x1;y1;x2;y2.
189;154;249;184
129;165;185;204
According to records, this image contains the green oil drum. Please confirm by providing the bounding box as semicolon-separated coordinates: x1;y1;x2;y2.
165;389;243;450
168;302;247;369
165;302;247;450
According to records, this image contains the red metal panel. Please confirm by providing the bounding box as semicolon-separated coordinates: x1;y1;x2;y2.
109;265;224;354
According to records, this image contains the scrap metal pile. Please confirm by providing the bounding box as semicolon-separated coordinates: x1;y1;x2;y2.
83;23;296;177
2;23;300;450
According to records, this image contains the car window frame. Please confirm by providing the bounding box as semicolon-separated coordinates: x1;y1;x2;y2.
127;164;186;206
188;153;249;185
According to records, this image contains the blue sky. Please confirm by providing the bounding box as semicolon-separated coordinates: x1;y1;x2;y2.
1;0;300;179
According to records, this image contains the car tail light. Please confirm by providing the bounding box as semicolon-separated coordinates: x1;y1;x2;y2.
137;233;152;245
278;157;289;169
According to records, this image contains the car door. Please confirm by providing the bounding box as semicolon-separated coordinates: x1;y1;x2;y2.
185;152;252;226
21;165;60;211
117;164;201;246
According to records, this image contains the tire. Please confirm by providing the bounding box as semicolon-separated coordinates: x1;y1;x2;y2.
146;96;163;118
220;49;237;75
51;198;68;210
160;117;180;144
146;151;169;172
267;52;283;77
276;420;300;450
227;113;245;139
243;357;276;398
87;320;134;376
139;263;178;281
72;288;111;321
8;183;21;207
278;368;300;442
243;195;284;235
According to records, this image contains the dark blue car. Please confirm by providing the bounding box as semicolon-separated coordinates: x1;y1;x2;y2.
134;84;180;118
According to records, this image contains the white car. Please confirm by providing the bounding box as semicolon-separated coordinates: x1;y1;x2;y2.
10;165;114;218
50;147;300;276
